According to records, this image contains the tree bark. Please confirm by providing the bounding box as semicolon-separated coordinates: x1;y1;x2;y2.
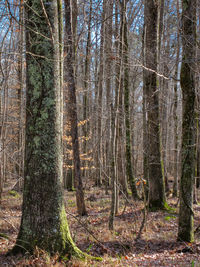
96;0;106;186
104;0;113;194
12;0;86;256
178;0;196;242
64;0;87;216
82;0;92;180
144;0;166;210
122;0;139;199
173;0;180;197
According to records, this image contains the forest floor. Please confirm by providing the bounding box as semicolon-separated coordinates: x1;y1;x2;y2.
1;181;200;266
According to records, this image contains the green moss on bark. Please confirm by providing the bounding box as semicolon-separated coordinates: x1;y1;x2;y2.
11;0;92;259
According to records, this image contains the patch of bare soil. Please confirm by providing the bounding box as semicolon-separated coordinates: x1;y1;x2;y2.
0;185;200;266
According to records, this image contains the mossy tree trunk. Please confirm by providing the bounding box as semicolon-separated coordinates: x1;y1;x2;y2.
64;0;87;216
178;0;196;242
143;0;166;210
12;0;86;257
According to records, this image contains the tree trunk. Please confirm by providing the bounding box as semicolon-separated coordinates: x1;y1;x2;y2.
144;0;166;210
122;0;139;199
64;0;87;216
142;26;149;198
173;0;180;197
96;0;106;186
82;0;92;180
12;0;86;256
104;0;113;194
178;0;196;242
15;0;25;192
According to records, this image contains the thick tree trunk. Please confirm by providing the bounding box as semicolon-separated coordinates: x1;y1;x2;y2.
178;0;196;242
12;0;86;256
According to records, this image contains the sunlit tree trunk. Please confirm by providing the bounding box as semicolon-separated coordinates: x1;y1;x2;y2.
109;0;121;228
173;0;180;197
122;0;139;199
117;1;128;197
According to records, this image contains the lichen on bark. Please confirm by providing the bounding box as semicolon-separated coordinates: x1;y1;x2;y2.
11;0;90;258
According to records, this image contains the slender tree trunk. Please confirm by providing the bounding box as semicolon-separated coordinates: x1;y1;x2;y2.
104;0;113;194
117;2;128;197
109;114;117;229
178;0;196;242
196;117;200;189
173;0;180;197
196;2;200;190
64;0;87;216
144;0;166;210
82;0;92;180
96;0;106;186
16;0;24;190
142;26;149;198
122;0;139;199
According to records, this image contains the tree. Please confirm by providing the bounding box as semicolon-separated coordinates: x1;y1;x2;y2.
178;0;196;242
64;0;87;216
172;0;181;197
96;0;106;186
12;0;86;256
104;0;113;194
82;0;92;180
143;0;166;209
122;0;139;199
16;0;25;191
